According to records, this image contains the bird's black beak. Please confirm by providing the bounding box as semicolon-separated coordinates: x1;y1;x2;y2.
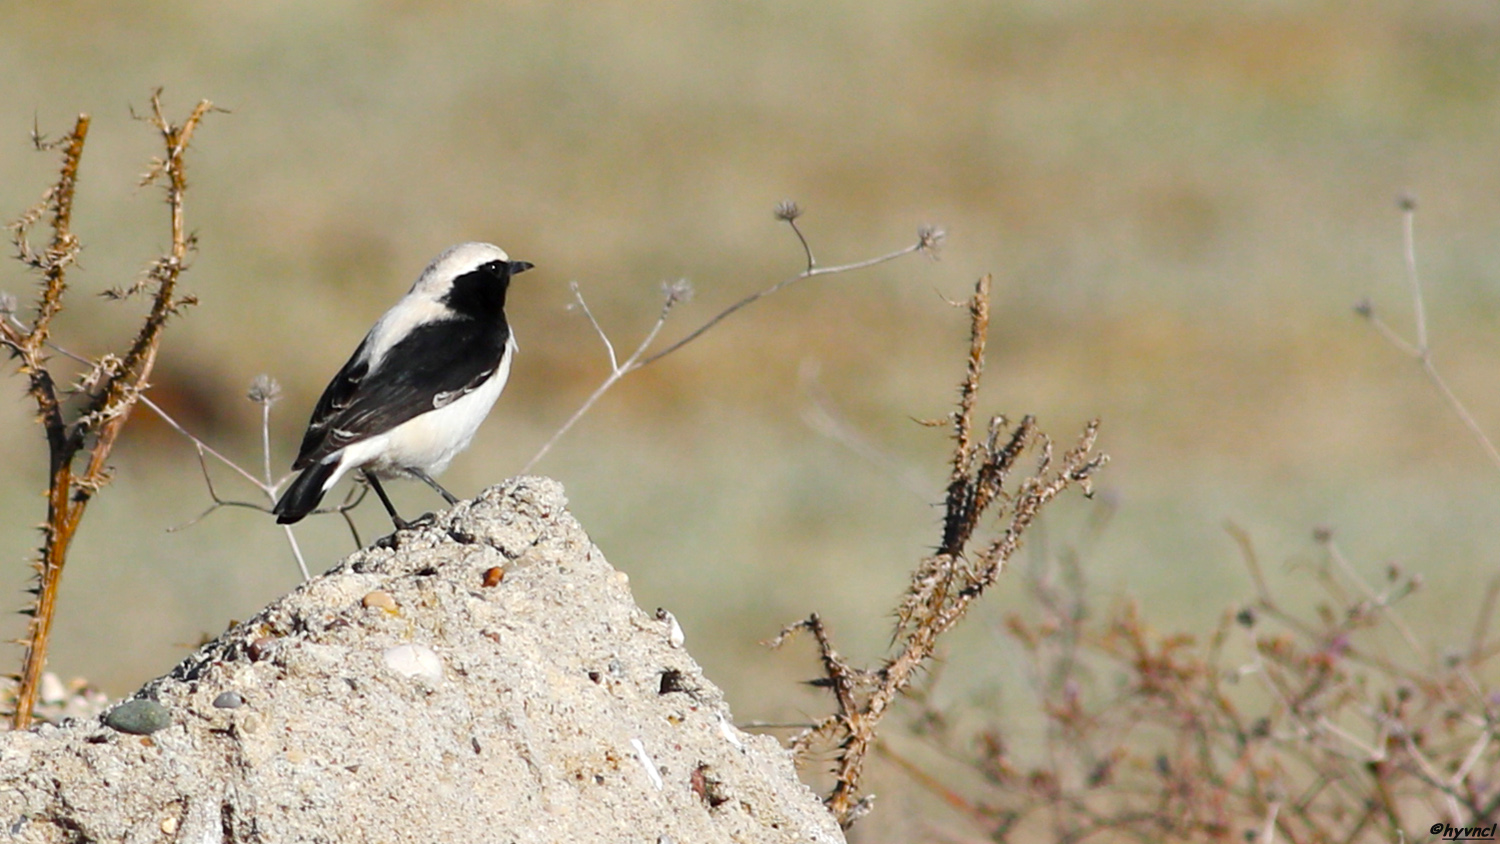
509;260;535;276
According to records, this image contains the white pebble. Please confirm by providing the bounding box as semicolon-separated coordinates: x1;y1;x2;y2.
382;644;444;684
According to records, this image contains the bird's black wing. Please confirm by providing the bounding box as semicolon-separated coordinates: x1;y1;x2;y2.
292;336;371;467
291;316;509;469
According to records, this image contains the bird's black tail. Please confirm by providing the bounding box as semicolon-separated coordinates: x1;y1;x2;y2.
273;461;339;524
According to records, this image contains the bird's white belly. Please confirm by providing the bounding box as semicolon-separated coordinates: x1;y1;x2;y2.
321;340;514;491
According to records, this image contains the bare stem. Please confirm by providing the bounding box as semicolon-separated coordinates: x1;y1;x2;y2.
522;285;672;473
638;236;931;370
1419;357;1500;471
140;394;267;490
1318;533;1425;659
1402;201;1427;353
281;525;310;581
524;215;939;472
1358;201;1500;474
261;399;273;486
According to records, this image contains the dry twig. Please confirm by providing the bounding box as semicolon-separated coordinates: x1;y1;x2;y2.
1356;196;1500;473
522;206;942;472
0;93;213;729
773;274;1108;827
882;515;1500;843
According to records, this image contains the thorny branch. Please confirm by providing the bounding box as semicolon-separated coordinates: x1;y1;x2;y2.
771;274;1109;828
0;94;213;729
522;205;942;472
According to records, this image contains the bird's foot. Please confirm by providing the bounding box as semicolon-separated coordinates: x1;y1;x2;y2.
391;511;439;531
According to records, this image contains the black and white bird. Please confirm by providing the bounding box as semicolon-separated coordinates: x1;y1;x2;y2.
272;242;533;528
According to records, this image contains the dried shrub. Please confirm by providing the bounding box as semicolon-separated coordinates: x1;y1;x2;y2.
0;93;213;728
773;274;1109;827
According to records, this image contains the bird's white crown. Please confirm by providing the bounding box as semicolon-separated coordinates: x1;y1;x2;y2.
409;242;511;297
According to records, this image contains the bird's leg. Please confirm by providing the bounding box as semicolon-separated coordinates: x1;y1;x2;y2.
364;471;411;530
411;469;460;505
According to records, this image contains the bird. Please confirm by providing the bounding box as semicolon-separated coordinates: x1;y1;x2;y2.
272;242;533;528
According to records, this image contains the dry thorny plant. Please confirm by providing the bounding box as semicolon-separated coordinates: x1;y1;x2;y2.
870;520;1500;844
770;273;1109;828
841;201;1500;843
0;93;213;729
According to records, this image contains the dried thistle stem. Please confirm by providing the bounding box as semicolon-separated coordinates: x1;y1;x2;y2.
777;275;1107;827
3;96;213;729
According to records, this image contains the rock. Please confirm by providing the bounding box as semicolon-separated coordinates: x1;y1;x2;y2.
0;477;843;844
381;643;443;684
361;590;398;612
101;699;170;735
211;691;243;709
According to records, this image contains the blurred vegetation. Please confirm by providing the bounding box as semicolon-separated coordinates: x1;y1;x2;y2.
5;2;1500;839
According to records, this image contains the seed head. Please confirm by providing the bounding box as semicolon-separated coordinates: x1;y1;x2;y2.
247;374;282;405
661;278;694;307
917;225;946;258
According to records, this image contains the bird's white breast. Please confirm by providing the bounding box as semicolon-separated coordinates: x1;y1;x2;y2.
318;334;515;492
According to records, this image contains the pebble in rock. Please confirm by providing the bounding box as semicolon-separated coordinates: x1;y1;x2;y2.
212;691;244;709
362;591;397;612
383;643;444;684
103;699;170;735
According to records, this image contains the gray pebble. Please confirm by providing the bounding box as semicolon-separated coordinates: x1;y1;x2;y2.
103;699;170;735
211;691;244;709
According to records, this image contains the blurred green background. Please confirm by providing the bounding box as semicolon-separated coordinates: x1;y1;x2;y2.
5;1;1500;837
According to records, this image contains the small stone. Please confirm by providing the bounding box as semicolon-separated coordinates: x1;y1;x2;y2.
383;643;443;684
362;591;398;612
160;816;178;835
247;637;277;662
212;691;244;709
482;567;504;587
103;699;170;735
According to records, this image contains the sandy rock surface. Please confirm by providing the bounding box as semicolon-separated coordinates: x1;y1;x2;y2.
0;477;842;844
